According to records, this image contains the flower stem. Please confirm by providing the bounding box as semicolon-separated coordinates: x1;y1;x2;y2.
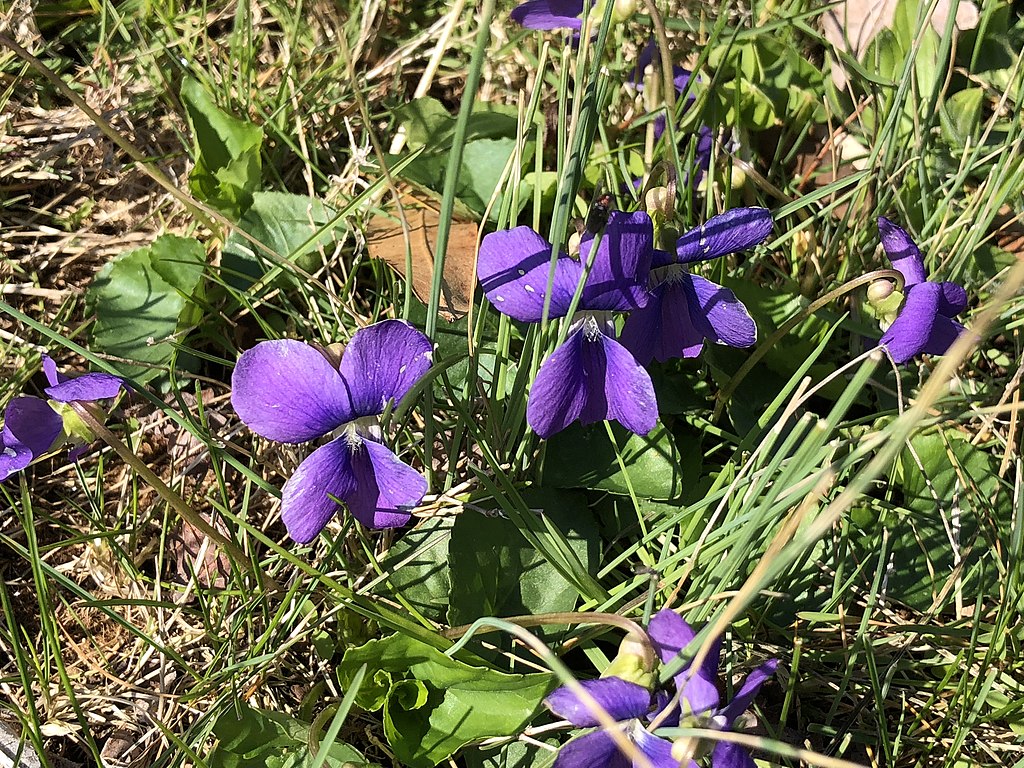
712;268;905;423
72;403;253;573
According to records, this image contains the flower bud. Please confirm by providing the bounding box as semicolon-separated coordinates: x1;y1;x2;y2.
671;737;699;764
568;230;583;259
597;0;638;22
866;279;894;304
50;401;91;450
645;186;674;219
601;631;657;689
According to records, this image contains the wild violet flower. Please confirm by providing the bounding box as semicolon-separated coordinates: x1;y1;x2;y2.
230;320;432;543
620;207;773;365
477;211;657;439
545;609;777;768
0;356;124;481
869;217;968;364
510;0;636;31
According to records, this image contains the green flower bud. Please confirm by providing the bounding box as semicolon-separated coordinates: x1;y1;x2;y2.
864;281;905;329
50;400;93;448
602;631;657;689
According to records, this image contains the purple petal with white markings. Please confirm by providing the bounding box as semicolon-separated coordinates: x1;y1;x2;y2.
527;324;657;438
578;210;654;312
711;742;757;768
478;227;580;322
339;320;432;418
231;339;354;443
281;436;357;543
687;274;757;348
878;217;927;286
510;0;584;30
346;438;424;529
719;659;778;725
879;282;942;363
545;677;652;727
676;208;773;265
552;729;629;768
0;397;63;481
647;609;721;716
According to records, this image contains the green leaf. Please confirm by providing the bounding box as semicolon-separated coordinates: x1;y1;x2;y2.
209;703;377;768
851;430;1008;610
87;234;206;383
181;77;263;218
939;87;985;147
378;515;455;623
220;191;346;292
447;488;598;628
541;421;684;499
396;96;521;150
339;634;553;768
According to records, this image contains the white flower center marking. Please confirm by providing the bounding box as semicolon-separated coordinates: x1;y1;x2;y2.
2;447;17;459
524;285;535;293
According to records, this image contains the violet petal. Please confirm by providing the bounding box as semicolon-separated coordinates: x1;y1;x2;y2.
478;227;580;322
527;324;657;438
938;281;968;316
687;274;757;349
631;725;689;768
879;282;942;363
647;609;721;716
42;355;65;387
921;315;966;357
510;0;584;30
711;741;757;768
878;217;927;286
0;396;63;481
578;210;654;312
552;729;629;768
339;320;432;418
281;436;358;543
676;208;773;265
546;677;652;727
719;659;778;725
231;339;354;443
346;438;424;529
45;372;124;403
620;279;706;363
528;321;655;436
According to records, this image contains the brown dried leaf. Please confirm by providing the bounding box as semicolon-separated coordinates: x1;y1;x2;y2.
822;0;979;89
365;190;479;321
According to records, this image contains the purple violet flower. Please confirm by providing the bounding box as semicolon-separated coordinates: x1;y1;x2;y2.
874;217;968;364
511;0;585;30
0;356;125;481
477;210;657;439
620;207;773;365
545;609;777;768
510;0;636;30
230;320;432;543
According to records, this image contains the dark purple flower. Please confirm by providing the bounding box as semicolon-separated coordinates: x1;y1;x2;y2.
511;0;584;30
620;208;772;364
230;320;432;542
875;217;967;364
0;356;125;482
545;609;777;768
478;211;657;438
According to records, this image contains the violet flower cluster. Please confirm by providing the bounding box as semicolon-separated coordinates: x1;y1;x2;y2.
0;357;123;482
479;207;772;439
544;609;777;768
